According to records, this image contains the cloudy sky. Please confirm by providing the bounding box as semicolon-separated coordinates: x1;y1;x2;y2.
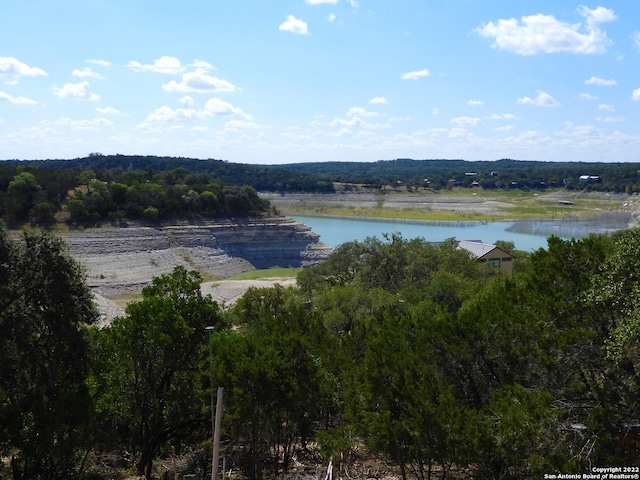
2;1;640;164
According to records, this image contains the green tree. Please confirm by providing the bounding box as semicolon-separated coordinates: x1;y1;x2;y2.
5;171;42;222
91;267;226;479
346;310;473;480
583;228;640;462
0;225;99;479
66;198;90;223
213;285;338;479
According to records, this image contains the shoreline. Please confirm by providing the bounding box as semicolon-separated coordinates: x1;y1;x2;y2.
290;211;636;232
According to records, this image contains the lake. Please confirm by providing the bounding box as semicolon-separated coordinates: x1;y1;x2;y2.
291;214;634;252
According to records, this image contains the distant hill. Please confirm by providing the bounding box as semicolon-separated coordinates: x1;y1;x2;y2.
4;155;335;193
269;158;640;193
5;155;640;193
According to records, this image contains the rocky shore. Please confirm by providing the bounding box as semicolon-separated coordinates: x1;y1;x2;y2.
52;216;331;299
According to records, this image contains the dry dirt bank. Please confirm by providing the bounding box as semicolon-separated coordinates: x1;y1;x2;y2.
261;190;512;216
261;189;640;218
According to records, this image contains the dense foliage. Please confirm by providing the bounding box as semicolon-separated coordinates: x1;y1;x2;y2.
3;154;335;195
274;158;640;192
1;223;640;479
0;163;271;226
0;225;99;479
7;155;640;195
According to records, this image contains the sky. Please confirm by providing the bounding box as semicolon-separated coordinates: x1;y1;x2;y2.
2;1;640;164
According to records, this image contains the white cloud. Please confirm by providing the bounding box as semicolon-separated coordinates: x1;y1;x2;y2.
127;56;184;74
137;98;252;130
488;113;518;120
596;116;622;123
306;0;339;4
476;6;616;55
468;100;484;106
369;96;388;105
204;98;251;119
585;76;616;86
517;90;560;107
279;15;308;35
52;81;100;101
328;116;390;129
451;116;481;127
401;68;429;80
52;117;113;130
579;5;617;28
633;88;640;101
0;90;38;105
579;93;598;100
72;67;104;79
96;106;125;115
598;104;614;111
432;108;440;115
0;57;47;82
180;96;194;106
189;60;216;72
140;106;206;125
634;32;640;51
347;107;378;117
328;13;337;22
224;119;261;130
87;59;111;67
163;71;239;93
494;125;516;132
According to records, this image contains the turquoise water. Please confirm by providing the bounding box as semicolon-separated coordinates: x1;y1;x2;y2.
291;215;632;252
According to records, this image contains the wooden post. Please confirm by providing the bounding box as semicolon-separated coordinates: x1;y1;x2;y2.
212;386;224;480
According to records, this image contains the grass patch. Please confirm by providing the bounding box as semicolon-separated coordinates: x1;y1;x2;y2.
307;208;498;222
108;293;143;310
226;267;302;280
278;188;631;222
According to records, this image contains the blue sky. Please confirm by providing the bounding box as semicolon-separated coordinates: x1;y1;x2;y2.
2;1;640;164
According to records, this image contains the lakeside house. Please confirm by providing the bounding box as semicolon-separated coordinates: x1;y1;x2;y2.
579;175;601;183
457;240;513;274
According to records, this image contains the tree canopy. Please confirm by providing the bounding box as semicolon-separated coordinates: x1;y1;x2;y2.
0;163;272;226
2;224;640;479
0;225;98;479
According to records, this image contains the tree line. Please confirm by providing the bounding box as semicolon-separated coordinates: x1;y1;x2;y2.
3;154;335;195
0;164;272;226
8;155;640;194
1;222;639;479
274;158;640;192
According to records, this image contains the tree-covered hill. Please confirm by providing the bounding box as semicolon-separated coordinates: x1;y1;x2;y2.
4;154;640;227
4;154;335;193
271;158;640;192
9;155;640;193
0;162;273;226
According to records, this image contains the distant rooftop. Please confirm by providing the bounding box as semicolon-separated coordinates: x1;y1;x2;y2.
457;240;499;258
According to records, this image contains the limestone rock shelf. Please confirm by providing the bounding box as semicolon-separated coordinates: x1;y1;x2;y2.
53;216;332;297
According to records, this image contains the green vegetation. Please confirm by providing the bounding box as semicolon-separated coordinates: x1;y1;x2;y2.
3;154;335;195
0;224;99;479
2;223;640;479
0;163;272;227
226;267;302;280
273;158;640;193
279;188;629;222
2;155;639;227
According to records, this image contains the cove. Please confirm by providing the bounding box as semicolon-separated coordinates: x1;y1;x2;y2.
291;215;633;252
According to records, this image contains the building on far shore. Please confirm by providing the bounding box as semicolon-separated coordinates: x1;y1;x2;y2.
579;175;601;183
457;240;513;274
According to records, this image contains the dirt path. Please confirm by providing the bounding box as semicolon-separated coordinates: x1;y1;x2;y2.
94;277;298;326
201;277;297;307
